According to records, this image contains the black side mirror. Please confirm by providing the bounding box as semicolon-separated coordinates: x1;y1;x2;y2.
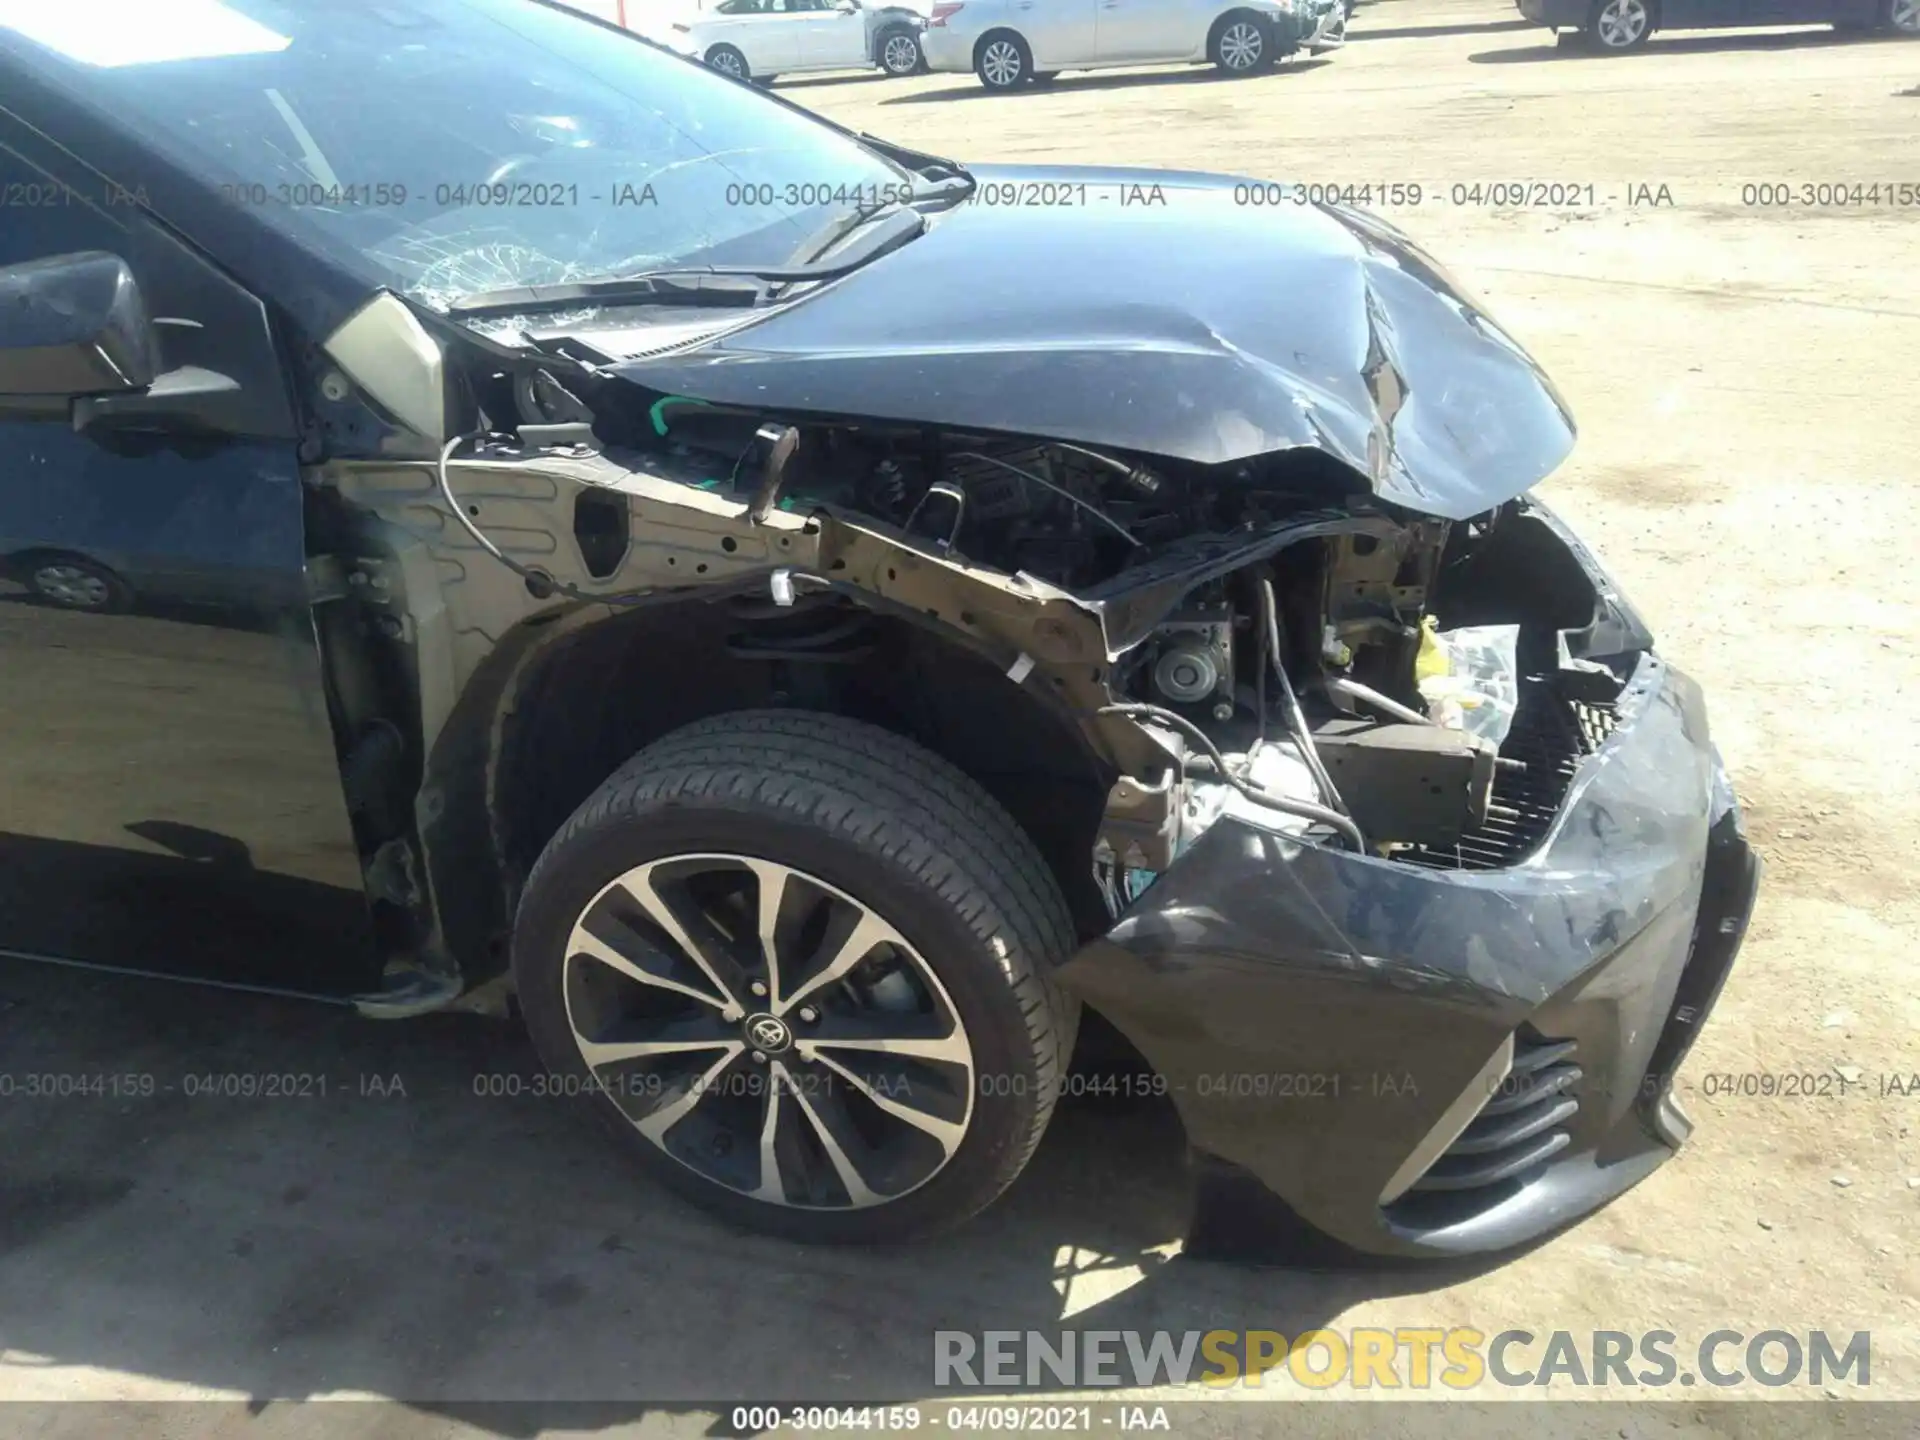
0;251;158;399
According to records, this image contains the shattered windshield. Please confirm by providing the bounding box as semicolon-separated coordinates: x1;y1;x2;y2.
0;0;911;311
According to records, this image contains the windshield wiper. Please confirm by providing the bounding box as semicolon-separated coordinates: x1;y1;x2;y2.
448;273;765;320
448;206;929;320
779;177;969;277
854;132;975;191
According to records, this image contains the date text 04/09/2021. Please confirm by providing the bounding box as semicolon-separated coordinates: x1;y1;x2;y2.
727;1406;1173;1432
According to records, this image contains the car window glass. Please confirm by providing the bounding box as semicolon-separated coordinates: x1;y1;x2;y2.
0;145;132;271
0;0;909;318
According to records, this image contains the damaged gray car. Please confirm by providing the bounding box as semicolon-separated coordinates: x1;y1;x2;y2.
0;0;1757;1259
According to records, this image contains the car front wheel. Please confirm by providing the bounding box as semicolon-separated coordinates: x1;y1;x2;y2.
511;710;1080;1244
25;555;130;612
975;31;1032;89
1211;12;1276;74
878;25;924;75
705;44;751;80
1584;0;1652;49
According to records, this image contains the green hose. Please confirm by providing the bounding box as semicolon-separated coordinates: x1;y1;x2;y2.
649;394;713;437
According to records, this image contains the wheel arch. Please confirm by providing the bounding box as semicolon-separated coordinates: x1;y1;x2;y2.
3;548;134;600
875;20;920;60
4;544;110;571
1209;6;1276;49
420;593;1120;993
973;26;1030;68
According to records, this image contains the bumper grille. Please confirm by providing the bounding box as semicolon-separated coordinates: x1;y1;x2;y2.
1408;1034;1581;1194
1399;677;1617;872
1383;1032;1582;1227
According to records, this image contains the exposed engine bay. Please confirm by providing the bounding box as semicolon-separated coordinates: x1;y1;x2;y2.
319;327;1643;910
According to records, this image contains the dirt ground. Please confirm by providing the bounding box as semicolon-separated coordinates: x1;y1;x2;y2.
2;2;1917;1433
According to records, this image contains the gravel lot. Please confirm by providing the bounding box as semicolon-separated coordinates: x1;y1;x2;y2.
2;2;1916;1432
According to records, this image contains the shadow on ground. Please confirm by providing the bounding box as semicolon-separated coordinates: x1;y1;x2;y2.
0;960;1492;1432
1471;25;1888;62
883;59;1332;104
773;72;897;91
1350;17;1533;39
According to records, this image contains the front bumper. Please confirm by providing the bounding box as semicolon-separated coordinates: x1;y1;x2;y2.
1059;653;1759;1263
1303;6;1347;48
919;26;974;72
1516;0;1589;26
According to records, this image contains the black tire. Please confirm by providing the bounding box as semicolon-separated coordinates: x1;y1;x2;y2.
974;30;1032;89
1210;10;1277;74
22;553;131;612
705;44;752;80
1582;0;1652;49
876;24;923;75
512;710;1080;1245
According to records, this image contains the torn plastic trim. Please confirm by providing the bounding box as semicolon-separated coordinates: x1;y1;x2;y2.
321;292;449;443
1521;496;1657;662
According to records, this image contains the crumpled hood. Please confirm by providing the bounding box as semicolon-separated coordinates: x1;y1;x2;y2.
607;163;1576;521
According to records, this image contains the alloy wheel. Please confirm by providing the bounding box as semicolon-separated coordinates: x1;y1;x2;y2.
561;854;976;1210
1890;0;1919;31
709;49;745;77
1219;20;1266;69
980;39;1024;86
32;564;111;609
1594;0;1648;46
882;33;920;73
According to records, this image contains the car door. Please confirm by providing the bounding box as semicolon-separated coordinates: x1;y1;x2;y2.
709;0;803;70
1095;0;1203;59
1018;0;1101;65
1657;0;1743;25
791;0;874;68
0;122;382;998
1741;0;1858;22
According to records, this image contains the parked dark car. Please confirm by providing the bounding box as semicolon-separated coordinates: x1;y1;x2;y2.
0;0;1757;1258
1520;0;1916;51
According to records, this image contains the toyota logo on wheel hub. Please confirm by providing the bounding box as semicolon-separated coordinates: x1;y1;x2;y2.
746;1013;793;1053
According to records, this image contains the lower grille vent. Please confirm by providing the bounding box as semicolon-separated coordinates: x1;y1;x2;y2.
1385;1031;1582;1227
1408;1034;1581;1193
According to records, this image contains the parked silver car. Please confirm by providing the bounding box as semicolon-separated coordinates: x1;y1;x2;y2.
921;0;1342;88
663;0;929;86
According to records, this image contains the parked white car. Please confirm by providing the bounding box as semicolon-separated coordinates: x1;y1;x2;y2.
921;0;1343;89
662;0;929;84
